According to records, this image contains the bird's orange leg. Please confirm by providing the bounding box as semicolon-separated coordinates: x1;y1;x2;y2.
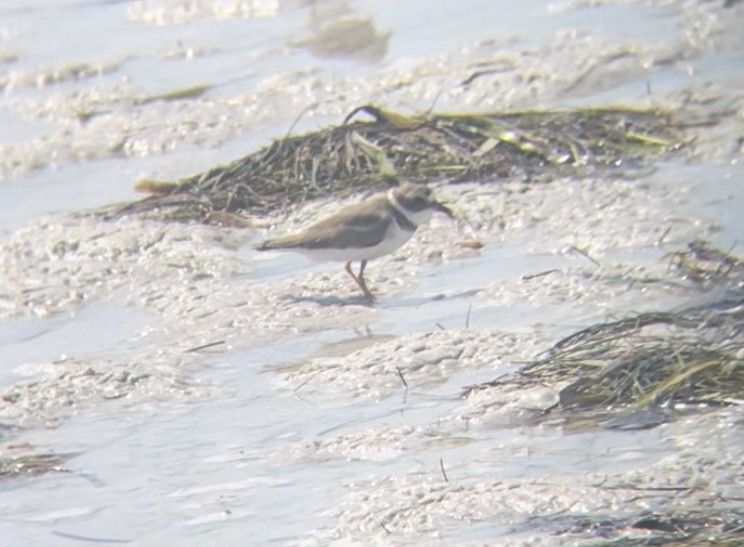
356;260;375;300
344;260;375;301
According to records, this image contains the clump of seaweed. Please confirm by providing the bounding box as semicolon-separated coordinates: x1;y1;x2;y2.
106;104;685;222
664;238;742;286
533;508;744;546
0;449;71;480
464;241;744;424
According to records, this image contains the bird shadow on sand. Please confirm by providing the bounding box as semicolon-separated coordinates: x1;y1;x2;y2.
284;293;375;307
378;288;482;308
284;287;483;308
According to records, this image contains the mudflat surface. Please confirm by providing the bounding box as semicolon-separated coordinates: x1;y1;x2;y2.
1;0;743;545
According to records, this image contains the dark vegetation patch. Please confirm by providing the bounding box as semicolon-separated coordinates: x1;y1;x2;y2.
105;105;686;223
464;240;744;428
0;444;72;480
514;508;744;546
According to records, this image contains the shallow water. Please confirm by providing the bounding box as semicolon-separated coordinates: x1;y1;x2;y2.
2;331;676;545
0;302;148;386
1;0;742;544
680;160;744;250
1;336;471;544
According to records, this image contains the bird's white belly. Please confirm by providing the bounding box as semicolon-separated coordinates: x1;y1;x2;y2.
300;225;416;262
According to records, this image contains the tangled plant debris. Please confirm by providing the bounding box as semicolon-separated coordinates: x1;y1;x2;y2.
535;507;744;546
107;105;686;222
464;240;744;428
0;445;72;480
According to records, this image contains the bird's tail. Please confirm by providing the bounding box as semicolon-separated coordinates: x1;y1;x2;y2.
255;233;303;251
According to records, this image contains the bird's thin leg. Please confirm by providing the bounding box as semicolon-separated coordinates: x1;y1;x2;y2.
344;260;374;300
355;260;375;301
344;261;359;284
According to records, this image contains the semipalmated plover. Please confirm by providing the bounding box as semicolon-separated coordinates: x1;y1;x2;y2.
256;184;453;300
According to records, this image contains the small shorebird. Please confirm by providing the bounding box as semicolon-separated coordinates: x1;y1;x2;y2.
256;184;454;300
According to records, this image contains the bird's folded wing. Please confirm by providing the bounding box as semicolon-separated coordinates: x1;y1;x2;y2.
258;204;394;250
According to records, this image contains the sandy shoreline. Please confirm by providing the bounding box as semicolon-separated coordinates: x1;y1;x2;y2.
1;0;743;544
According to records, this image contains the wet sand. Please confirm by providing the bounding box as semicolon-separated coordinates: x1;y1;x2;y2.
1;0;743;544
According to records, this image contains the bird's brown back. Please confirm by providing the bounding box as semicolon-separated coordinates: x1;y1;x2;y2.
257;194;396;251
